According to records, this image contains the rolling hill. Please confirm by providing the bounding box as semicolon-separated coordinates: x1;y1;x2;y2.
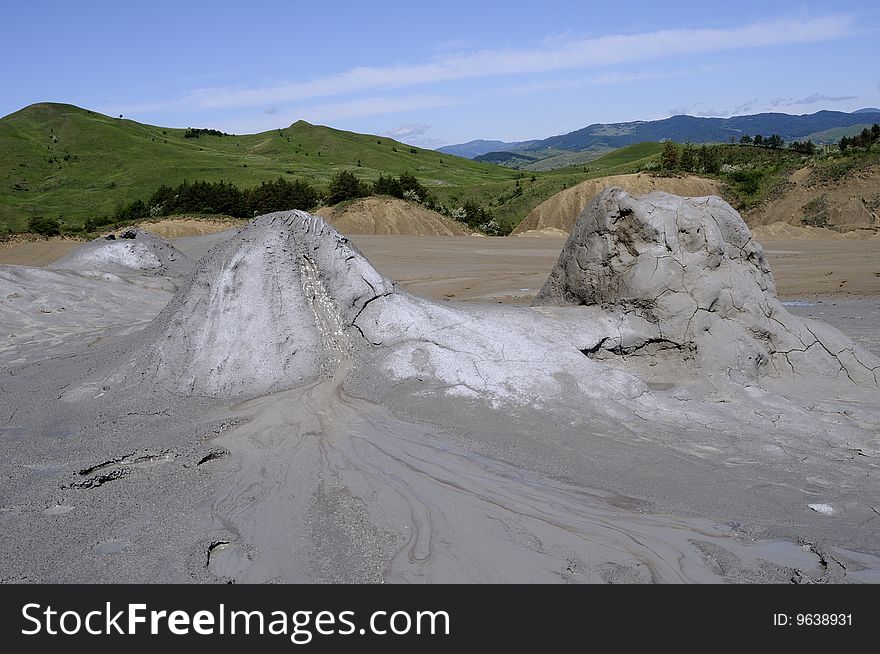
0;103;675;234
0;103;523;232
442;109;880;170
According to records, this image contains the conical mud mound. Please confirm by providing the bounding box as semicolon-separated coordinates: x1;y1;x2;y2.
535;188;880;386
118;211;396;397
49;227;190;277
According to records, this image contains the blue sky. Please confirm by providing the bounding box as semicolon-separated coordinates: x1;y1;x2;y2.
3;1;879;147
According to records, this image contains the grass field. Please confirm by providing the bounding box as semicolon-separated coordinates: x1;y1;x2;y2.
0;103;667;234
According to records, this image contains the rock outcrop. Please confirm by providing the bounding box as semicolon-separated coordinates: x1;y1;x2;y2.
534;188;880;386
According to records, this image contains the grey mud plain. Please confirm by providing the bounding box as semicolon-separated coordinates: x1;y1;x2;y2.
1;190;879;583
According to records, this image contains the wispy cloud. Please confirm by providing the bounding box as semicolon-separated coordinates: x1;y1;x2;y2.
488;69;680;99
382;123;444;147
222;96;458;136
670;92;855;118
384;123;431;138
295;94;460;123
771;92;857;106
669;100;758;118
117;14;853;115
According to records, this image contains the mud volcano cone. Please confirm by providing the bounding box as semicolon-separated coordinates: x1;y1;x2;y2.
125;211;397;397
535;187;880;385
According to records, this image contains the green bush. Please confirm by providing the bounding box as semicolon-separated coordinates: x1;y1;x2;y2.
248;177;318;214
802;195;829;228
327;170;369;205
28;216;61;236
726;168;764;195
372;173;403;198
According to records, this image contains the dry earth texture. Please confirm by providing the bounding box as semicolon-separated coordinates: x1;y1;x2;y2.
316;196;471;236
511;173;723;235
1;191;878;583
512;167;880;236
746;165;880;231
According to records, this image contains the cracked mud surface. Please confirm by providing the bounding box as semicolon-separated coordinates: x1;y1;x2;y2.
1;204;878;583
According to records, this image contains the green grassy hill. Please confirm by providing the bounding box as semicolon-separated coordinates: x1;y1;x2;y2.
0;103;674;234
0;103;523;231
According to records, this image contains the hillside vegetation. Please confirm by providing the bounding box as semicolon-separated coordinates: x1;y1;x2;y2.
514;137;880;235
0;103;520;232
4;103;874;237
0;103;666;235
443;109;880;170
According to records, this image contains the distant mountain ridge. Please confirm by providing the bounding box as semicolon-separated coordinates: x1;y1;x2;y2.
436;138;537;159
439;109;880;167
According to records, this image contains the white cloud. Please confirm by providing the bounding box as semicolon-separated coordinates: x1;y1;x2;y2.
768;93;856;109
117;14;854;115
381;123;442;147
488;69;680;99
669;93;856;119
384;123;431;138
792;92;857;104
295;95;459;123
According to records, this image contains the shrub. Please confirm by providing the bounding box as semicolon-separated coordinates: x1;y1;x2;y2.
454;201;495;231
726;168;763;196
248;177;318;214
28;216;61;236
184;128;228;138
372;173;403;198
802;195;829;228
327;170;369;205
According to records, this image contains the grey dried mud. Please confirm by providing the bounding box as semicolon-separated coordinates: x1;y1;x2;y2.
1;203;878;583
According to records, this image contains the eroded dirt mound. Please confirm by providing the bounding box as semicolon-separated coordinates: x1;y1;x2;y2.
511;173;723;235
138;216;246;238
747;164;880;230
316;196;470;236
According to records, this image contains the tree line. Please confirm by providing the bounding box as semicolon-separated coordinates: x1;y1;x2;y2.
659;142;723;173
183;128;229;138
79;170;501;235
85;176;320;231
839;124;879;151
738;134;785;149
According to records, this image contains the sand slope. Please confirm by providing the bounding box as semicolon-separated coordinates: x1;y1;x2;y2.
316;196;470;236
138;216;246;238
511;173;722;235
